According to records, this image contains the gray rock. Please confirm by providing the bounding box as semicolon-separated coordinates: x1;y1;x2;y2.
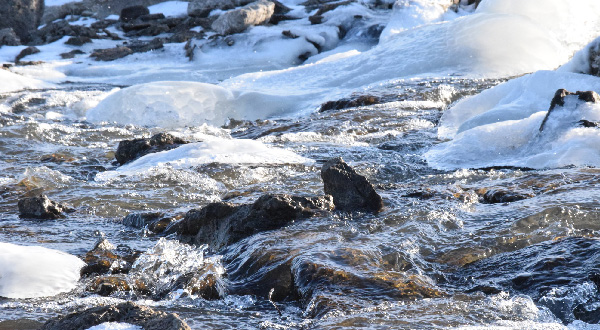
177;194;334;250
60;49;86;59
0;0;44;43
120;5;150;22
41;301;191;330
0;28;21;46
65;36;92;46
321;157;383;212
90;46;133;61
18;195;73;220
14;46;39;63
115;133;188;165
481;189;532;204
211;0;275;35
188;0;235;18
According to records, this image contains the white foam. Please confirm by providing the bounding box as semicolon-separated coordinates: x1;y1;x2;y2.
0;243;85;299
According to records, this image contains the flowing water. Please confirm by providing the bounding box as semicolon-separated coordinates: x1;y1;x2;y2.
1;0;600;329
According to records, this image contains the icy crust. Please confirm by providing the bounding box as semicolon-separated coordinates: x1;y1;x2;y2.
85;81;308;128
426;71;600;170
0;243;85;299
0;69;48;94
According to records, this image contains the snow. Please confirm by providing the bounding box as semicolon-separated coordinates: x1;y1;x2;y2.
46;0;83;6
148;1;188;17
86;323;142;330
0;69;49;93
0;243;85;299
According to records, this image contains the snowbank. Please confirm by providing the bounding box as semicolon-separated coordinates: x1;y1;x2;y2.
0;69;48;94
0;243;85;298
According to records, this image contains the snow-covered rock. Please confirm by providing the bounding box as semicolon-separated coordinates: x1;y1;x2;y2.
211;0;276;35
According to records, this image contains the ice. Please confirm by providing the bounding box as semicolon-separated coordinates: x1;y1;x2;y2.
86;323;142;330
0;69;48;93
380;0;454;42
46;0;83;6
148;1;188;17
0;243;85;299
86;81;309;128
425;71;600;170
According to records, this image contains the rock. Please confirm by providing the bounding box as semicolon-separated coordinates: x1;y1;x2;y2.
481;189;533;204
140;13;166;21
115;133;189;165
80;238;141;276
126;38;164;53
41;301;190;330
14;46;40;63
0;28;21;46
18;195;73;220
0;0;44;43
319;95;381;112
122;212;178;234
177;194;334;250
308;14;323;25
169;264;225;300
60;49;86;59
539;89;600;132
0;319;44;330
321;157;383;212
65;36;92;46
211;0;275;35
90;46;133;61
31;20;98;45
188;0;235;18
120;5;150;22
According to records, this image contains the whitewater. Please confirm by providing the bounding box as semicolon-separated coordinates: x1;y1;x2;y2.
2;0;600;329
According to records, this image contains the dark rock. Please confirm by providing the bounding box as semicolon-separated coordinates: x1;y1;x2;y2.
115;133;188;165
539;89;600;132
60;49;86;59
0;28;21;46
177;194;334;250
14;46;40;63
120;5;150;22
122;212;177;234
269;14;297;25
0;319;44;330
127;38;164;53
321;157;383;212
579;119;600;128
169;265;225;300
91;46;133;61
121;22;152;32
590;40;600;76
314;0;353;15
281;30;299;39
0;0;44;43
80;238;141;276
65;36;92;46
41;301;190;330
18;195;73;220
211;0;276;35
140;13;166;21
91;19;118;30
319;95;381;112
31;20;99;45
128;23;170;36
481;189;532;204
308;14;323;25
188;0;235;18
167;30;201;43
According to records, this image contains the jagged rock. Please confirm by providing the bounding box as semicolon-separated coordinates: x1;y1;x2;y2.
65;36;92;46
188;0;235;18
0;0;44;43
122;212;178;234
319;95;381;112
60;49;86;59
80;238;141;276
41;301;190;330
127;38;164;52
120;5;150;22
211;0;275;35
90;46;133;61
0;28;21;46
31;20;99;45
321;157;383;212
169;264;226;300
115;133;188;165
481;189;533;204
539;89;600;132
177;194;334;250
18;195;73;220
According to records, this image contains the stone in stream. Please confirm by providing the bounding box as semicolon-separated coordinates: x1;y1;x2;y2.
41;301;191;330
122;212;179;234
175;194;334;251
539;89;600;132
211;0;276;35
0;0;44;43
319;94;381;112
18;195;74;220
480;189;533;204
321;157;383;212
80;238;142;276
115;132;189;165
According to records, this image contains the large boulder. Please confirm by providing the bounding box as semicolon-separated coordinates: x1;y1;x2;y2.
120;5;150;22
177;194;334;250
115;133;188;165
41;301;191;330
0;0;44;43
18;195;73;220
188;0;235;18
0;28;21;46
321;158;384;212
211;0;275;35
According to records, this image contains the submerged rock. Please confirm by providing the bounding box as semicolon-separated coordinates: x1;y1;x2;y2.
539;89;600;132
18;195;73;220
115;133;189;165
321;157;383;212
319;95;381;112
480;189;533;204
211;0;275;35
122;212;178;234
0;0;44;43
41;301;191;330
177;194;334;250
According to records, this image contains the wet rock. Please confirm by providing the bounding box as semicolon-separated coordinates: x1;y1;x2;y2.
177;194;334;250
126;38;164;53
589;39;600;76
120;5;150;22
122;212;178;234
0;28;21;46
41;301;190;330
18;195;73;220
65;36;92;46
90;46;133;61
88;275;133;296
308;14;323;25
319;94;381;112
14;46;40;63
140;13;166;21
539;89;600;132
80;238;141;276
480;189;533;204
115;133;189;165
0;0;44;43
321;157;383;212
211;0;276;35
170;265;226;300
60;49;86;59
188;0;235;18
